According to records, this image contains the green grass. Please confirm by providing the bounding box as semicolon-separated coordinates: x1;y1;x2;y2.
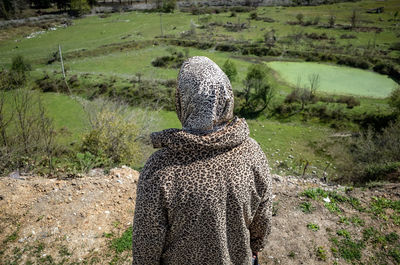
267;61;398;98
307;223;320;232
299;201;315;214
41;93;88;145
110;227;133;253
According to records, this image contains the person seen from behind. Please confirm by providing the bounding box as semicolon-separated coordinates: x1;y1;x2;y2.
132;56;272;265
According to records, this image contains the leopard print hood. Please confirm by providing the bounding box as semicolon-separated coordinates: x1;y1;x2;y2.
175;56;234;133
151;56;244;151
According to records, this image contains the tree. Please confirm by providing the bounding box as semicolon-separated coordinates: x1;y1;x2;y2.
239;64;274;116
308;73;320;97
389;86;400;114
70;0;90;15
222;59;238;83
264;29;276;48
296;13;304;24
350;9;358;29
32;0;52;8
328;14;336;28
161;0;175;13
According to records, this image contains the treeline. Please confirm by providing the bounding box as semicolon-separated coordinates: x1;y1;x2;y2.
0;0;96;18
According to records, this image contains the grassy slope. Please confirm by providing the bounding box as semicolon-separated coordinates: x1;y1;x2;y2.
1;0;398;179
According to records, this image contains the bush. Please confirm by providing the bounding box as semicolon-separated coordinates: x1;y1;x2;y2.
151;53;184;69
337;56;371;70
337;96;360;109
222;59;237;83
70;0;90;16
249;11;257;20
35;74;69;93
80;98;141;167
11;55;31;74
0;55;31;90
388;87;400;114
161;0;176;13
0;89;60;175
238;64;274;116
343;120;400;183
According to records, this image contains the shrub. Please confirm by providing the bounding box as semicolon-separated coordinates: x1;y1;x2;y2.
0;89;60;175
35;74;69;93
388;87;400;114
80;98;141;167
249;11;257;20
238;64;274;116
215;43;239;52
161;0;176;13
336;96;360;109
70;0;90;15
222;59;238;82
337;56;371;69
342;120;400;183
11;55;31;74
0;55;31;90
296;13;304;24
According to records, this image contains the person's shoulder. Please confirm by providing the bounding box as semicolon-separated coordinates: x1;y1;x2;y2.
139;148;171;182
245;137;264;154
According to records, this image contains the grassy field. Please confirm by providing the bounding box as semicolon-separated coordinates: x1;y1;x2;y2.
267;61;398;98
1;0;399;180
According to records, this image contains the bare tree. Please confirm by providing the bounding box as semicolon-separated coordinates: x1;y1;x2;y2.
308;73;320;96
350;9;358;29
0;90;13;147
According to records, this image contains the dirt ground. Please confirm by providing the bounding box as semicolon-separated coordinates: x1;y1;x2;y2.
0;168;399;264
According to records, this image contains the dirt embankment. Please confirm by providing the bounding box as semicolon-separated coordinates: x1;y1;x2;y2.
1;169;399;264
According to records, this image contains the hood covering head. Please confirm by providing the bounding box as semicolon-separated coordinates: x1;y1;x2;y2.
176;56;234;134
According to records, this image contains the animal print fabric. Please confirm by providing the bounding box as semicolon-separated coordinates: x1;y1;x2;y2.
132;57;272;265
176;56;234;134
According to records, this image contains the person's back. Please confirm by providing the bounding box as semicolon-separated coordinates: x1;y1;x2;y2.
132;56;272;265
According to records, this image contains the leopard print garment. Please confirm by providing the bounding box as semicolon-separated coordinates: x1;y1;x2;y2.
176;56;234;134
132;57;272;265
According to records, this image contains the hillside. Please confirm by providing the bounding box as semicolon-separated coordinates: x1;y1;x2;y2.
1;169;399;264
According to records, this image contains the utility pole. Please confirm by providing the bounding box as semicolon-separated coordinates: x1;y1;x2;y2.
160;13;164;37
58;44;71;94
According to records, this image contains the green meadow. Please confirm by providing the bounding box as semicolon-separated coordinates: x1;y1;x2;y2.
1;0;399;180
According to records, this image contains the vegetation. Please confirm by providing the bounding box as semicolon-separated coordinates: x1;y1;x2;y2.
0;0;399;184
222;59;238;83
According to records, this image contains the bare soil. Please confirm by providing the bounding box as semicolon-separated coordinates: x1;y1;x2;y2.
0;168;399;264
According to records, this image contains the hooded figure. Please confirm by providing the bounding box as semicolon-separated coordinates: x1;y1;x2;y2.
132;56;272;265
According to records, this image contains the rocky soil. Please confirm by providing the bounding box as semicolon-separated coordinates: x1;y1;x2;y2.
0;168;399;264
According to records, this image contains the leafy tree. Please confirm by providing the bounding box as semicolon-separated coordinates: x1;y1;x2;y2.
238;64;274;116
328;14;336;28
296;13;304;24
0;0;28;19
161;0;175;13
32;0;52;8
71;0;90;15
222;59;238;83
54;0;70;11
11;55;31;74
1;55;32;89
389;87;400;114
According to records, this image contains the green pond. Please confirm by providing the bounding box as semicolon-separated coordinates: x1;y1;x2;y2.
267;61;398;98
